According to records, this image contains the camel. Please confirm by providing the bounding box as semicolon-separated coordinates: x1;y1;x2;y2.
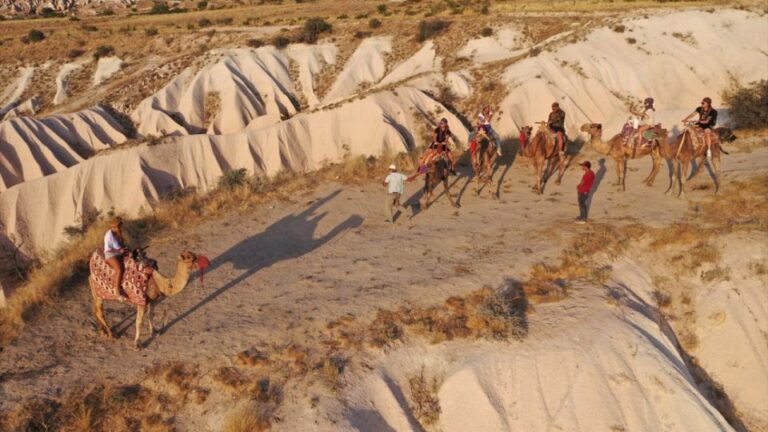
521;123;568;194
471;130;499;197
89;249;206;349
580;123;667;191
645;126;725;198
421;157;459;209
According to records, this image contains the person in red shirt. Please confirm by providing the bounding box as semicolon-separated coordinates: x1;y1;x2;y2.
576;160;595;223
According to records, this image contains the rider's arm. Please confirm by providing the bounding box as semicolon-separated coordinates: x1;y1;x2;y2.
681;110;696;123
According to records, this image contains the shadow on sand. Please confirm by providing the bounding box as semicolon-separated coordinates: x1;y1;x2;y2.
146;189;363;344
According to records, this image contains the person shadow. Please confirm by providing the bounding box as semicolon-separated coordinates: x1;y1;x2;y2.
150;189;363;342
586;158;607;212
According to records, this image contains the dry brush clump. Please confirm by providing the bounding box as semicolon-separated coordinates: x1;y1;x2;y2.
408;366;442;427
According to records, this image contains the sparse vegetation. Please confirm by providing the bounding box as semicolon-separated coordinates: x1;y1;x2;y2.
218;168;249;190
626;37;636;44
408;367;442;427
145;27;159;37
722;79;768;129
247;38;264;48
417;19;451;42
481;26;493;37
301;17;332;43
198;17;212;27
93;45;115;59
197;0;208;10
272;35;291;49
369;18;382;29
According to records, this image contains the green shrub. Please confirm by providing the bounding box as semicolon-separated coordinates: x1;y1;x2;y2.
145;27;159;36
377;4;387;14
198;18;212;27
481;27;493;37
218;168;249;190
626;37;636;44
369;18;381;29
150;2;170;14
301;17;332;43
27;29;45;42
272;35;291;49
722;79;768;129
247;38;264;48
337;14;348;19
93;45;115;59
417;20;450;42
197;0;208;10
67;48;85;58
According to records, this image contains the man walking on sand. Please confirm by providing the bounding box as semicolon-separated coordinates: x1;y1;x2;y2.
383;164;410;223
576;160;595;224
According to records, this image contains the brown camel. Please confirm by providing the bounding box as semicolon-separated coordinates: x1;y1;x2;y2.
521;122;568;194
89;250;204;349
645;126;724;198
421;157;459;209
472;130;499;197
580;123;667;191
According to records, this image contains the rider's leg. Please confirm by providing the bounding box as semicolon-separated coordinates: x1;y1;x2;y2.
557;131;565;154
106;257;127;302
489;127;502;156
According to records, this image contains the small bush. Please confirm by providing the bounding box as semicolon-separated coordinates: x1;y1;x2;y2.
301;17;332;43
217;17;234;25
218;168;249;190
626;37;636;44
197;0;208;10
198;18;212;27
97;8;115;16
480;27;493;37
247;38;264;48
528;46;541;57
369;18;381;29
150;2;170;14
337;14;348;19
93;45;115;59
67;48;85;58
722;79;768;129
80;25;98;32
377;4;387;14
272;35;291;49
612;24;626;33
145;27;159;36
27;29;45;42
417;19;450;42
354;31;372;39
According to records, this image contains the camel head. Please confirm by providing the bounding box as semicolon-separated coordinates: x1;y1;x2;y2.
580;123;602;136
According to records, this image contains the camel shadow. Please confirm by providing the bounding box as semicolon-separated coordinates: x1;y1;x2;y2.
586;158;607;212
148;189;362;344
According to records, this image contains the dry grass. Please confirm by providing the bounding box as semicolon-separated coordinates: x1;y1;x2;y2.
408;366;442;427
222;403;273;432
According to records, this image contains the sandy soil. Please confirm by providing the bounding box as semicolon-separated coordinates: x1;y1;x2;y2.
1;145;765;429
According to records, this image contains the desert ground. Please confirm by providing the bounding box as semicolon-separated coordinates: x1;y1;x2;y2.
0;0;766;431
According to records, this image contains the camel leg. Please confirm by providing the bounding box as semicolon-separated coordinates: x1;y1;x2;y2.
90;278;114;339
555;155;567;185
645;150;661;186
147;302;155;337
665;160;678;196
134;305;146;350
621;159;627;191
712;155;721;194
679;159;690;199
613;159;622;187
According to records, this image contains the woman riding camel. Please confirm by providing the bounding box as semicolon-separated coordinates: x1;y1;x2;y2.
418;118;457;175
104;217;129;302
682;96;718;149
628;97;657;145
468;105;502;156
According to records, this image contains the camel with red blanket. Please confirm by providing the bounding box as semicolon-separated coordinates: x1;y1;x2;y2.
89;248;209;349
520;123;568;194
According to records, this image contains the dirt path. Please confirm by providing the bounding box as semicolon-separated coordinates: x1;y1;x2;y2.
1;147;762;412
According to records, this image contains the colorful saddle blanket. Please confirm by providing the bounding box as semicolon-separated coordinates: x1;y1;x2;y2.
621;125;657;148
90;248;157;306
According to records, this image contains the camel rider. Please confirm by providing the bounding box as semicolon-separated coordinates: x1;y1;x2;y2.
548;102;566;155
682;97;718;151
629;97;656;145
419;118;457;175
104;217;129;302
469;127;490;166
468;105;502;156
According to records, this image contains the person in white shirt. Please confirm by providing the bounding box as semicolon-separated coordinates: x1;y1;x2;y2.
104;217;129;301
630;97;656;139
383;164;411;223
468;105;502;156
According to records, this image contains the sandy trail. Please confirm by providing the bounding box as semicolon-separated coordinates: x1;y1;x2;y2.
2;145;762;415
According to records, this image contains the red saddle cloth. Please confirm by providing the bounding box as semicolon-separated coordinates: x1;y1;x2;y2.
90;249;155;306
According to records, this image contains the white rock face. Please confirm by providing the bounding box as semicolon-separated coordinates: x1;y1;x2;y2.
92;57;123;86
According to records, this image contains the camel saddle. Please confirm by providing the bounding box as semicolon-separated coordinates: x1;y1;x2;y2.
621;124;660;149
687;127;720;152
89;248;157;306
